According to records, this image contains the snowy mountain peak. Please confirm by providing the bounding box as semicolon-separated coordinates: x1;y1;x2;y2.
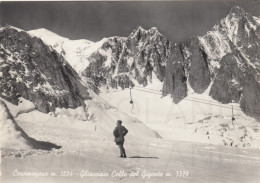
0;23;11;29
29;28;94;45
149;27;159;32
135;25;147;32
128;26;167;43
129;26;163;37
224;6;256;28
253;16;260;25
0;24;23;32
29;28;66;39
148;27;161;35
222;6;253;31
0;26;91;113
197;5;260;120
229;6;247;16
28;28;69;46
199;4;259;61
129;26;148;39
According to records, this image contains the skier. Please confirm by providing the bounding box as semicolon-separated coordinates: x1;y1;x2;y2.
113;120;128;158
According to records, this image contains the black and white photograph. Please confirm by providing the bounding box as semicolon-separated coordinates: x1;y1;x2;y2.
0;0;260;182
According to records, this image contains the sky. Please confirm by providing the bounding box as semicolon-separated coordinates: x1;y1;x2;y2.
0;1;260;43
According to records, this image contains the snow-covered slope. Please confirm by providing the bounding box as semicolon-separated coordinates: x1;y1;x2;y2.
1;89;160;147
27;28;70;48
28;28;110;74
85;90;161;137
0;100;61;150
0;100;32;150
2;95;260;183
0;25;160;154
254;16;260;25
0;90;160;154
4;5;257;149
101;82;260;149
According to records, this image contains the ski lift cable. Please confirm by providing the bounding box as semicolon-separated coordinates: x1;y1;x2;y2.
133;87;260;115
133;87;237;123
133;88;233;109
94;82;243;112
131;88;260;115
133;86;258;114
94;82;238;110
134;86;222;105
88;83;258;115
134;86;236;106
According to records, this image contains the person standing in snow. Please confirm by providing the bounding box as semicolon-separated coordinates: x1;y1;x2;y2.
113;120;128;158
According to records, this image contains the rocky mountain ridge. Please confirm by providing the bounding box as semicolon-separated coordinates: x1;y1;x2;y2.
0;25;91;113
8;6;260;120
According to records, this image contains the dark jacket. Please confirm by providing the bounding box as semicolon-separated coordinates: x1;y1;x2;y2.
113;125;128;143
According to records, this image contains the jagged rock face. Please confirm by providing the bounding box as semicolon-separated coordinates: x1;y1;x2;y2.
240;77;260;120
220;6;260;64
240;75;260;120
199;6;260;120
182;37;211;94
82;37;134;89
162;44;187;103
210;51;260;120
81;27;171;89
82;27;210;96
0;27;90;113
209;52;243;103
199;6;260;82
121;27;169;83
77;7;260;119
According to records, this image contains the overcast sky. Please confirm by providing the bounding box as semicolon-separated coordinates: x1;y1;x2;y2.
0;1;260;42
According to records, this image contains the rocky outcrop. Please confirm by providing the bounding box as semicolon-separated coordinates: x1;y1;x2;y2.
240;77;260;120
122;26;169;83
81;26;171;89
199;6;260;81
81;26;211;98
209;52;243;103
162;44;187;103
210;51;260;120
200;6;260;120
182;37;211;94
0;26;90;113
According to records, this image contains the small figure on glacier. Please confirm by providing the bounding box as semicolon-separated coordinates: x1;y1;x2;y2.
113;120;128;158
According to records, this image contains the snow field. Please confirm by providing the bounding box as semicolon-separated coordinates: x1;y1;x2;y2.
101;78;260;149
